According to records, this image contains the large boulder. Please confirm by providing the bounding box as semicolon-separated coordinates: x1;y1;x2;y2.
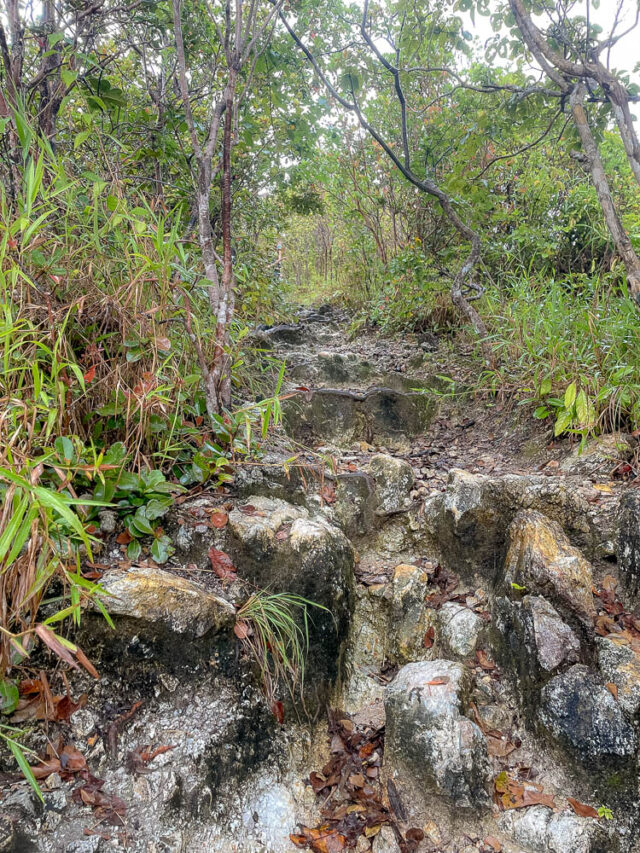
539;665;636;766
493;595;581;711
228;496;355;701
282;387;436;448
368;453;415;515
342;564;433;710
504;511;596;630
494;595;581;718
384;660;490;809
422;469;613;579
95;566;235;639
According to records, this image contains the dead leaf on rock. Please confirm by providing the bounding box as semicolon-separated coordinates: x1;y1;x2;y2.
208;547;238;582
210;509;228;529
423;626;435;649
483;836;502;852
567;797;599;818
605;682;619;700
476;649;496;671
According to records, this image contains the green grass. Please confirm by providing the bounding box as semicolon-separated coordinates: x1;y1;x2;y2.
478;275;640;437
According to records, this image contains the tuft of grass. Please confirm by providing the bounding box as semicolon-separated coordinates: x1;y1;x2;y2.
234;591;330;713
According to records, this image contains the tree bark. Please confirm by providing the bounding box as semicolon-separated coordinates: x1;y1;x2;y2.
570;83;640;300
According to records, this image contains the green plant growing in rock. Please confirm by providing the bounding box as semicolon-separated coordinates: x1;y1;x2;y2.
234;591;330;718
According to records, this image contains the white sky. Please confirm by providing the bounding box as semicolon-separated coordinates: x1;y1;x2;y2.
467;2;640;83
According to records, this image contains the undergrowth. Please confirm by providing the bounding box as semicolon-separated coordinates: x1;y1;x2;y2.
479;275;640;440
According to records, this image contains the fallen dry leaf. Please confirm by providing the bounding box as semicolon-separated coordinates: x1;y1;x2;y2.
210;509;228;529
423;626;435;649
476;649;496;671
567;797;599;819
208;547;238;583
605;682;619;700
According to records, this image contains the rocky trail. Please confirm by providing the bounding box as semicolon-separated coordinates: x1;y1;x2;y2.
4;308;640;853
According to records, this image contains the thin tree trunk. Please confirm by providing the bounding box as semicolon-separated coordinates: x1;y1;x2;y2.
570;83;640;301
209;70;237;411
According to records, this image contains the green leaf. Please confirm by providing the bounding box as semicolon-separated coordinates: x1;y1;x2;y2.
0;679;19;715
127;540;142;560
132;508;155;536
144;498;170;520
150;537;170;564
54;436;75;464
73;129;91;149
554;407;574;437
575;389;588;425
539;377;552;396
564;382;577;410
7;739;44;802
61;68;79;88
533;406;550;420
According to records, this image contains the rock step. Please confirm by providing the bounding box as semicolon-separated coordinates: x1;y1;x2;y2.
282;386;437;447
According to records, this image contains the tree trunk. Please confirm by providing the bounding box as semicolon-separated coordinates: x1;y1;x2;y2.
208;70;237;413
570;83;640;301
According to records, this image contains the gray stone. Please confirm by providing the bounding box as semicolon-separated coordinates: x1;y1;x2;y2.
385;660;490;808
597;634;640;716
539;664;635;765
560;433;633;477
499;806;608;853
233;463;308;505
98;509;117;534
494;595;580;716
372;826;398;852
422;469;609;579
617;490;640;599
96;566;236;638
69;708;96;738
332;471;376;537
504;510;596;629
389;564;434;664
438;602;483;659
526;596;581;671
229;496;355;701
369;454;415;515
282;387;436;448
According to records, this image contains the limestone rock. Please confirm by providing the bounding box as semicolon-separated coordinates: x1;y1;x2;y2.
422;469;609;579
96;566;235;638
494;595;580;714
539;665;635;765
560;433;633;477
499;806;609;853
229;496;355;699
438;601;483;659
385;660;490;808
369;454;415;515
332;471;376;537
617;490;640;599
389;564;433;663
504;510;596;629
598;634;640;717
